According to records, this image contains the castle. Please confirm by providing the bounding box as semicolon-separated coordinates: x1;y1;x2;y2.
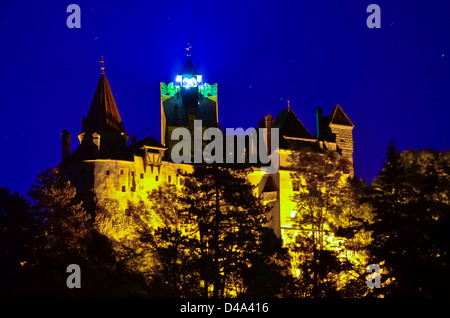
59;55;354;239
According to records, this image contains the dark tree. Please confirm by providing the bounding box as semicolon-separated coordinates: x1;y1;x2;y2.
24;167;149;297
368;142;450;297
0;187;33;296
28;167;92;256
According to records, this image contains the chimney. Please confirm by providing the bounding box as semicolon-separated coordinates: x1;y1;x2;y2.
264;114;274;155
61;129;71;161
316;107;323;139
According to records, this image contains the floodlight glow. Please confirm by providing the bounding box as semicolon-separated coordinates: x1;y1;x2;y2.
196;75;202;83
182;77;197;88
175;75;182;82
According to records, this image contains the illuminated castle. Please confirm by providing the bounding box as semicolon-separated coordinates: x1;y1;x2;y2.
59;56;354;238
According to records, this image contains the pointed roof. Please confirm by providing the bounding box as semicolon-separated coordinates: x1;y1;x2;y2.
262;175;278;192
180;56;199;75
329;104;354;127
84;73;125;133
133;136;166;151
275;108;313;139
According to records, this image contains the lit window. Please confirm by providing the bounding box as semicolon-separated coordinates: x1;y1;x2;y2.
182;77;197;88
291;210;296;218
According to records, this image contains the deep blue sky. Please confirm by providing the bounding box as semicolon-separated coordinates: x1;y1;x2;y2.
1;0;449;196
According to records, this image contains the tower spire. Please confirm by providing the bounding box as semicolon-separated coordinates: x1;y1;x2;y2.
83;67;125;133
100;56;105;74
185;42;192;57
287;99;290;110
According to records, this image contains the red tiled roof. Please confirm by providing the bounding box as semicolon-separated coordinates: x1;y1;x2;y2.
83;74;125;133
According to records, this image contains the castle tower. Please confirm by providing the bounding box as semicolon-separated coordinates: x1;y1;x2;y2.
61;63;129;164
316;104;355;175
160;55;218;161
59;62;132;212
78;71;129;159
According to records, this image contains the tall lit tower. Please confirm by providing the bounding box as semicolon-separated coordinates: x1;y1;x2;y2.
160;47;218;160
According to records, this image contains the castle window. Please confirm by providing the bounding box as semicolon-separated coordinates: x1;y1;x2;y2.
120;169;124;175
140;173;144;179
292;180;300;192
106;170;110;176
131;171;135;177
168;176;172;183
131;186;135;192
156;176;159;182
122;186;126;192
291;210;297;218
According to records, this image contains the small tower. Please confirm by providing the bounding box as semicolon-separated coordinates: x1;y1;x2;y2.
328;104;355;175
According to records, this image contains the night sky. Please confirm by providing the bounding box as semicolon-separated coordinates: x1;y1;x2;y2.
1;0;449;196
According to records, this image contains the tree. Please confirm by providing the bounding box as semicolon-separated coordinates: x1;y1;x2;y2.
289;151;349;253
143;183;204;297
368;142;450;297
0;187;33;296
287;150;372;297
29;167;92;256
94;190;200;297
333;177;375;297
26;167;149;297
140;164;293;297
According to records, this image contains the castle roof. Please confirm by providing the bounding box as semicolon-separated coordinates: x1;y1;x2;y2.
83;73;125;133
132;136;166;151
275;108;313;139
329;104;354;127
180;56;199;75
262;175;278;192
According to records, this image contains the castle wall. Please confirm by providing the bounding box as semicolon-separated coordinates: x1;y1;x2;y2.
329;123;354;175
61;158;191;213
